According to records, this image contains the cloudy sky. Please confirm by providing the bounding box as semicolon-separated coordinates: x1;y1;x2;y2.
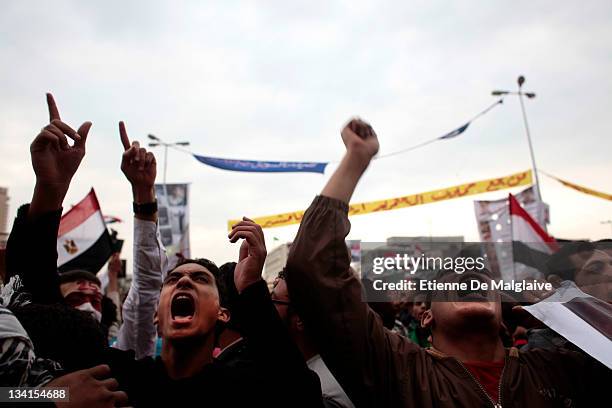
1;0;611;274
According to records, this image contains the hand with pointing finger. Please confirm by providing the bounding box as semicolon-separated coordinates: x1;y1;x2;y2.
119;121;157;219
29;93;92;217
119;121;156;192
31;93;92;188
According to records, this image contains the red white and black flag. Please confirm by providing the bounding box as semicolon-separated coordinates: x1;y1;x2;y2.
509;193;559;278
524;282;612;369
509;193;559;254
57;189;113;273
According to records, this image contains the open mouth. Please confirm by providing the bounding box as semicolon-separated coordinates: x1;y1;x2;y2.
171;292;196;322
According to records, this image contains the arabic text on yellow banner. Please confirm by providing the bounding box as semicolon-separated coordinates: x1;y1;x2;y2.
228;169;533;230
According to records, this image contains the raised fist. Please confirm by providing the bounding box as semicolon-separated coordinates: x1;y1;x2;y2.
341;118;379;162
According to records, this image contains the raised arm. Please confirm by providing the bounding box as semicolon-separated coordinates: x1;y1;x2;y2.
5;93;91;304
320;119;379;202
285;119;417;407
228;218;324;407
114;121;168;358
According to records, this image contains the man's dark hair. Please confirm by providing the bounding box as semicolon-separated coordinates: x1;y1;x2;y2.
218;262;241;332
58;269;101;287
596;239;612;251
274;269;299;317
276;268;287;282
546;241;595;281
169;258;226;298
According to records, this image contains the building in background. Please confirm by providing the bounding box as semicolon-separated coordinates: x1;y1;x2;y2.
0;187;8;245
0;187;9;283
263;242;292;289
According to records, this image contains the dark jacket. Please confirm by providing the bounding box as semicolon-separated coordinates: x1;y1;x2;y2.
106;280;324;407
215;337;253;369
286;195;610;408
5;204;63;304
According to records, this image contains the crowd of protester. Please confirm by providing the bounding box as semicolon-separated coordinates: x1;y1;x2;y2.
0;93;610;407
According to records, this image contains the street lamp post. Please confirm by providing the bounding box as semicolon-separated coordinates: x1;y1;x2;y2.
492;75;542;201
147;134;190;186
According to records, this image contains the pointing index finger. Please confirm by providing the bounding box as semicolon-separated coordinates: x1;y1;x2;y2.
46;93;61;122
119;121;130;150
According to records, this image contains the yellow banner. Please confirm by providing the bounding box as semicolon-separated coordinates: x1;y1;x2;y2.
228;170;532;230
547;174;612;201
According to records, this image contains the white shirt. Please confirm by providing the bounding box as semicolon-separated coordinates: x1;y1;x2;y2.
307;354;355;408
114;218;168;359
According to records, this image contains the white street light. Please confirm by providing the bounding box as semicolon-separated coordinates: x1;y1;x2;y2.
147;134;190;185
492;76;542;200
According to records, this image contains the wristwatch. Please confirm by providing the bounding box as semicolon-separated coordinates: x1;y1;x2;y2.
133;200;158;215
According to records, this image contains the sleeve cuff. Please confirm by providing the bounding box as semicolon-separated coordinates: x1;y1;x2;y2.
237;279;269;301
16;204;62;225
313;195;349;213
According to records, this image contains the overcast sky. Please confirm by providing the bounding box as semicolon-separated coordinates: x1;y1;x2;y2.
1;0;611;274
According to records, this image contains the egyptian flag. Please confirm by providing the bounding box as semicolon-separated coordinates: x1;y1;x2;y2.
509;193;559;276
57;189;113;274
524;282;612;369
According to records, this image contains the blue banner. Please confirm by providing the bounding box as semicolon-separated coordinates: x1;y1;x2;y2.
438;122;470;140
193;154;328;174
